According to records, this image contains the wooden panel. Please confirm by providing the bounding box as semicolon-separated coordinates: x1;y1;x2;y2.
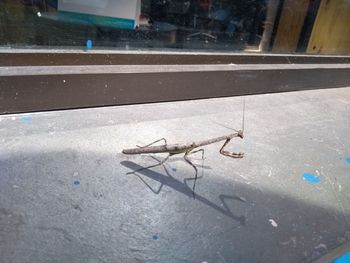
273;0;311;52
307;0;350;54
259;0;280;51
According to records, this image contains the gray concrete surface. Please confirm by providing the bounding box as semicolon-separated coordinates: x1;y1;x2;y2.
1;87;350;263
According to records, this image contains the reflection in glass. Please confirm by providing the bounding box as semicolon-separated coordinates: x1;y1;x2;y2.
0;0;349;54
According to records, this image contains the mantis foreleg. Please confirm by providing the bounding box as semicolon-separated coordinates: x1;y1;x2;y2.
219;139;244;158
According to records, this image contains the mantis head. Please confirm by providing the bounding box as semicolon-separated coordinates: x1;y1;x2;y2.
237;130;244;139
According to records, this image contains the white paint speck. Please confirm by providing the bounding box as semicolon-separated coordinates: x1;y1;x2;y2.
37;12;41;17
238;196;247;202
280;236;297;246
63;80;66;83
269;219;278;227
337;237;347;244
238;173;249;180
314;243;327;251
267;168;272;177
73;172;79;177
11;117;16;120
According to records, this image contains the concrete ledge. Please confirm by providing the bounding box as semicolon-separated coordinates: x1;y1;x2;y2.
1;66;350;114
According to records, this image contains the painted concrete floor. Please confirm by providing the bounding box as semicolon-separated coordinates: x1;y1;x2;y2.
1;87;350;263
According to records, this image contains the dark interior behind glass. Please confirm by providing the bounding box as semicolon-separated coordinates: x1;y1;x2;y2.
0;0;349;55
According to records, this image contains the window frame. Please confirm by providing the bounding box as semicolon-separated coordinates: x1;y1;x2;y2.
0;49;350;114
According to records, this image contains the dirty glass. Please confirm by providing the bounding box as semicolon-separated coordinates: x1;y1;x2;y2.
0;0;349;54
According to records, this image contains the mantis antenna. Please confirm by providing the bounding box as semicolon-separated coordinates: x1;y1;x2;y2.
242;97;245;133
232;97;245;134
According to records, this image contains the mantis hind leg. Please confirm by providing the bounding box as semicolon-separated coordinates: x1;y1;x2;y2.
136;138;167;148
127;153;172;175
183;149;204;199
188;149;205;160
219;139;244;158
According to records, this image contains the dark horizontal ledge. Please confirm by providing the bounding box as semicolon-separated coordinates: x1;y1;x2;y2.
1;63;350;76
1;65;349;114
1;50;350;66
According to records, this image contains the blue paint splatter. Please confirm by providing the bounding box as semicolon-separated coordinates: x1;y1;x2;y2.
303;173;321;184
345;157;350;164
333;251;350;263
73;180;80;186
86;39;92;49
152;235;158;240
21;115;32;122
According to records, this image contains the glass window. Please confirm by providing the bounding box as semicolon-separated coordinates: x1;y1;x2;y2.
1;0;349;54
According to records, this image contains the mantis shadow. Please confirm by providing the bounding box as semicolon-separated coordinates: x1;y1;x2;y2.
120;160;246;225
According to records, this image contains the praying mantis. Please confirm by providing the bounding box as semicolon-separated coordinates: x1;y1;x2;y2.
122;99;245;198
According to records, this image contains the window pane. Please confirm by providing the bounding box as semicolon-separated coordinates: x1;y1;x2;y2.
0;0;349;55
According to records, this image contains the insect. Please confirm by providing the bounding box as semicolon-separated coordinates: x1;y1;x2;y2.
123;100;245;198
